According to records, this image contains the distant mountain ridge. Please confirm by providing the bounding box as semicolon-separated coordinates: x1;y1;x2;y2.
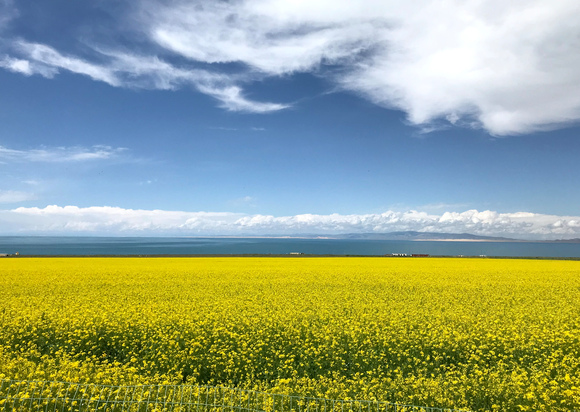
324;231;517;241
223;232;580;242
553;238;580;243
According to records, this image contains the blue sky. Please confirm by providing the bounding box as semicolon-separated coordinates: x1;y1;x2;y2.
0;0;579;239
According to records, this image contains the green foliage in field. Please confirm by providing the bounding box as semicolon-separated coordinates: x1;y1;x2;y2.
1;257;579;411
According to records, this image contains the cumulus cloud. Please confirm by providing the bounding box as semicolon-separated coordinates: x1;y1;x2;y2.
0;145;126;163
3;0;580;133
3;205;242;234
2;205;580;240
338;0;580;135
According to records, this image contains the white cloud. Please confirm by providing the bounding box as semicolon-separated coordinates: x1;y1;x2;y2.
5;205;242;234
230;196;257;208
147;1;378;75
141;0;580;135
14;42;118;84
337;0;580;135
2;0;580;133
0;0;17;30
209;126;239;131
197;85;289;113
5;41;287;113
0;145;126;163
0;57;31;75
0;56;59;77
0;190;36;204
2;205;580;240
416;202;471;213
22;180;40;186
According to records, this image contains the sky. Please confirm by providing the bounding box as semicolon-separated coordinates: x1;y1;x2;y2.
0;0;579;239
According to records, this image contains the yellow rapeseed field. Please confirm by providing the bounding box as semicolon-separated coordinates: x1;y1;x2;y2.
1;257;579;411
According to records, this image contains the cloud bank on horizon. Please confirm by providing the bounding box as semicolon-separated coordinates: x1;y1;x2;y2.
1;0;580;135
2;205;579;240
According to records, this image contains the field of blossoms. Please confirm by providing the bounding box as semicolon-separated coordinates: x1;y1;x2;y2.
0;257;579;411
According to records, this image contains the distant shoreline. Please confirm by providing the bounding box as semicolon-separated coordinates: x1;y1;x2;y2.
413;238;519;242
0;234;579;242
2;254;580;261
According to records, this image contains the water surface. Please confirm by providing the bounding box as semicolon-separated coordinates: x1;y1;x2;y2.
0;236;579;258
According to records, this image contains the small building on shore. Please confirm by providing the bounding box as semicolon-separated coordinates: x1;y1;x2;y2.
0;252;19;257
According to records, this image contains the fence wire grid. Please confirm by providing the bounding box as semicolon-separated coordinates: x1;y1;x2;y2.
0;380;470;412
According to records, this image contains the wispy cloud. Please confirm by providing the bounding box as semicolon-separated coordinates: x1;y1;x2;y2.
3;205;580;240
138;179;158;186
14;42;118;84
3;41;289;113
0;56;57;77
0;0;17;31
146;1;376;76
0;145;126;163
416;203;471;213
229;196;257;208
0;190;36;204
208;126;267;132
208;126;239;131
22;180;40;186
197;85;288;113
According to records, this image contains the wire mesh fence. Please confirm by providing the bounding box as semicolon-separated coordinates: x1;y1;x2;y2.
0;380;470;412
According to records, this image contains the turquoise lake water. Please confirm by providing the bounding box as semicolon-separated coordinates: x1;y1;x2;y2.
1;236;579;258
